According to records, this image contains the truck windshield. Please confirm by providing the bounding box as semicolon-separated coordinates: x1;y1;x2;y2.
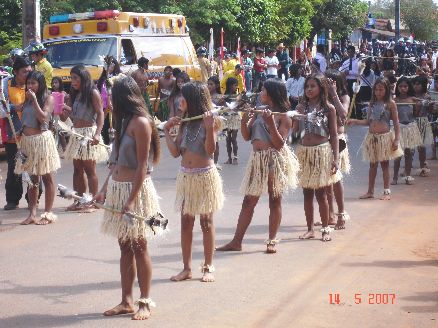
45;37;117;67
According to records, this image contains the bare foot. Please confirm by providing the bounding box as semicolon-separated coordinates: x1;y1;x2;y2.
20;215;36;225
328;217;336;226
216;241;242;252
266;243;277;254
132;304;151;320
103;302;135;316
380;193;391;200
335;218;345;230
322;232;332;242
299;231;315;239
201;271;215;282
170;269;192;282
359;192;374;199
390;179;398;185
36;218;52;225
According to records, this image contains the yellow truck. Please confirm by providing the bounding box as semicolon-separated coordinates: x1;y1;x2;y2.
43;10;201;97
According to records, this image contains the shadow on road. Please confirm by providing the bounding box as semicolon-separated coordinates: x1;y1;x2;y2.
343;260;438;268
402;291;438;314
0;280;120;301
0;313;110;328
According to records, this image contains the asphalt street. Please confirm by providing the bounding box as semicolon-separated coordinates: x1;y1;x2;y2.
0;126;437;328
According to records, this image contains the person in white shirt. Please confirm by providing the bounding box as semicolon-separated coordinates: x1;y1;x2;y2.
265;49;279;78
314;44;327;73
431;47;438;72
285;64;305;109
339;45;360;98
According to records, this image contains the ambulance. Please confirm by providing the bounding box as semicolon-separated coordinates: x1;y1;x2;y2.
42;10;201;96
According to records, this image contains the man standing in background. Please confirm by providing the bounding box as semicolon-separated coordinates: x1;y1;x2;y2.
265;49;279;79
277;43;291;80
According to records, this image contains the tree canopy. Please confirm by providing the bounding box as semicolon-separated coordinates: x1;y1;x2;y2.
6;0;435;61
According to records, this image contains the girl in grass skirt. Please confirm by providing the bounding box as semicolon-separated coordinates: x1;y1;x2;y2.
16;71;60;225
95;76;165;321
348;77;402;200
217;78;299;253
164;81;224;282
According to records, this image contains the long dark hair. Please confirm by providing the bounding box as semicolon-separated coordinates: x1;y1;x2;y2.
70;65;95;106
325;69;348;98
181;81;212;118
370;77;392;107
97;56;121;92
303;73;330;110
111;76;160;164
51;76;64;92
208;75;221;94
412;75;428;94
395;76;415;98
26;71;48;108
224;77;238;95
263;78;290;112
169;72;190;100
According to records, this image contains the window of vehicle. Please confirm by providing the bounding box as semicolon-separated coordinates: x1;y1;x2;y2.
45;37;117;68
136;37;186;66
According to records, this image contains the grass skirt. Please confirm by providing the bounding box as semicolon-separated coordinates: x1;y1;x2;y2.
339;133;351;175
63;126;109;162
15;131;60;176
175;166;224;216
240;146;300;198
362;131;403;163
399;122;422;150
296;142;342;189
225;113;241;130
101;177;164;242
416;117;433;146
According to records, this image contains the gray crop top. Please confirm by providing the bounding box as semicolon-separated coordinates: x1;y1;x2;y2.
108;130;153;173
368;102;391;126
397;103;415;124
71;97;96;123
301;104;329;138
179;120;211;158
250;114;273;143
21;102;49;131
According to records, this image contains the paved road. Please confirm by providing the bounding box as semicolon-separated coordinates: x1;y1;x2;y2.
0;126;437;328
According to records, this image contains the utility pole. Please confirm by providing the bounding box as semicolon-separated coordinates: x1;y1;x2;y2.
395;0;401;40
22;0;41;47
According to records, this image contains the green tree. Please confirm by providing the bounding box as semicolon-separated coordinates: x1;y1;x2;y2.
369;0;394;19
0;0;22;60
280;0;321;45
401;0;438;40
310;0;368;42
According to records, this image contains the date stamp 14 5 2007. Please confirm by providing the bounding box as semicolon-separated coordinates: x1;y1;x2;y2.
329;293;396;305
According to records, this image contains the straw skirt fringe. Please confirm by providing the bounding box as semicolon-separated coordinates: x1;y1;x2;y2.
175;166;224;216
63;126;109;162
362;131;403;163
225;113;241;130
416;117;433;146
339;133;351;175
296;142;342;189
101;177;163;242
399;122;422;150
240;146;300;198
15;131;60;176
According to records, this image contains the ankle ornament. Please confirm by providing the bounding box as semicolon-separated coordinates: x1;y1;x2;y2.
200;264;215;273
135;298;156;308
